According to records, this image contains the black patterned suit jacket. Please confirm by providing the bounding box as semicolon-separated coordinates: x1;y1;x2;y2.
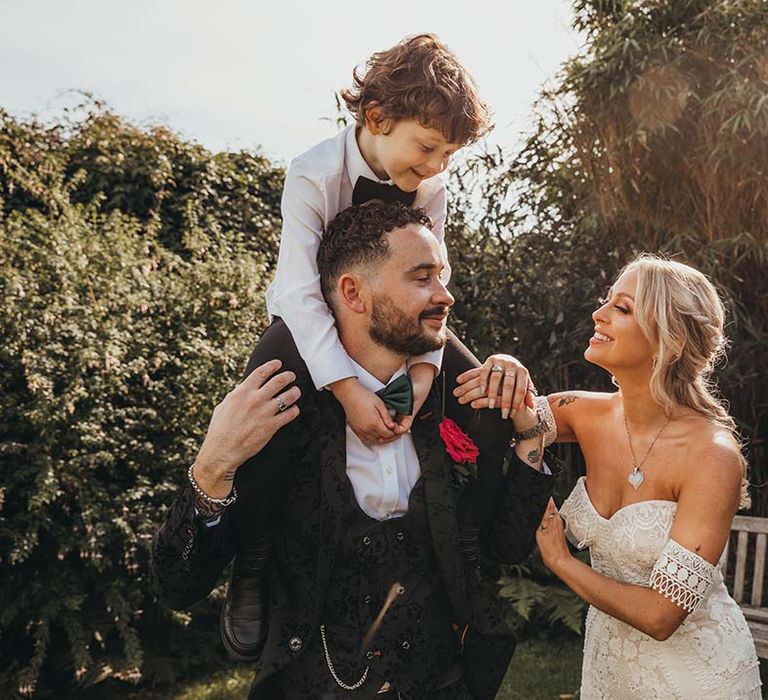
151;367;554;698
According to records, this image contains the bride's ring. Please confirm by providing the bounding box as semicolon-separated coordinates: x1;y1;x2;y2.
275;395;288;412
490;365;504;373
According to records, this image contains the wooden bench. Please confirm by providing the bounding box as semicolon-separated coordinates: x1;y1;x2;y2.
722;515;768;657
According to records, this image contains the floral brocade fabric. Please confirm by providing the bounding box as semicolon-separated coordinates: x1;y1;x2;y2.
560;477;761;699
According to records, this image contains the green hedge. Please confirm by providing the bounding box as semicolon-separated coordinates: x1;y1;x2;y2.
0;104;280;696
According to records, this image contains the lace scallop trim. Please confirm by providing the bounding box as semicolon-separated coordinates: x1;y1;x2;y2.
535;395;557;447
649;538;716;614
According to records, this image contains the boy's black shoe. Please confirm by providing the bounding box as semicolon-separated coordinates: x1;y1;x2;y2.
220;543;269;662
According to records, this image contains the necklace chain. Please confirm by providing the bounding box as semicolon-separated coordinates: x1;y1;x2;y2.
622;409;671;474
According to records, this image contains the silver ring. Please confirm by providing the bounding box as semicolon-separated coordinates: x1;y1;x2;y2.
275;395;288;412
490;365;504;373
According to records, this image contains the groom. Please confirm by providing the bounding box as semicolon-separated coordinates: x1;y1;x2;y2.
151;202;554;698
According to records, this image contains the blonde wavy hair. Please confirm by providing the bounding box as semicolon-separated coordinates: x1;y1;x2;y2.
623;254;750;509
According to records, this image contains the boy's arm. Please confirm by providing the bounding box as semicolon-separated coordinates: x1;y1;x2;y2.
272;168;397;443
270;168;356;390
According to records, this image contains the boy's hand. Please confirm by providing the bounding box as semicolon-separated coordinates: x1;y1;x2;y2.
454;354;535;419
330;377;400;445
393;362;435;437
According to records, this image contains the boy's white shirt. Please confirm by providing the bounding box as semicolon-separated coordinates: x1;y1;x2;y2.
265;125;450;390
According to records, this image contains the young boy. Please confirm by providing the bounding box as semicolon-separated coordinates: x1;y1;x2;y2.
266;33;493;443
220;35;530;681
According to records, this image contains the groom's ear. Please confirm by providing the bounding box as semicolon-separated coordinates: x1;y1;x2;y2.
337;273;368;314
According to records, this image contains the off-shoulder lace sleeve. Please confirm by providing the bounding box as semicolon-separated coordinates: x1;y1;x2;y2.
649;538;716;614
534;395;557;447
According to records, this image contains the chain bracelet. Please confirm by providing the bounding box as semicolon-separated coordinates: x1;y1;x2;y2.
509;411;550;446
187;464;238;507
320;624;369;690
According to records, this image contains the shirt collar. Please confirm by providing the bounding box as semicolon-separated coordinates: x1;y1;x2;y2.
345;125;393;188
349;356;407;393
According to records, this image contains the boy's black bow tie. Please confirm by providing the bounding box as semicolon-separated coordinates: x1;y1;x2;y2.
352;176;417;207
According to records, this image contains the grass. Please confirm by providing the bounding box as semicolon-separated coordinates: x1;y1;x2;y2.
111;635;584;699
92;635;768;699
499;636;582;700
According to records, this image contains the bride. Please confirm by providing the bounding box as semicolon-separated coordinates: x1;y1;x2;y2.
455;254;761;698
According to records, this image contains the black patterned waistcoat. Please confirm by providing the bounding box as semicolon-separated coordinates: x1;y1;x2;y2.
282;475;458;699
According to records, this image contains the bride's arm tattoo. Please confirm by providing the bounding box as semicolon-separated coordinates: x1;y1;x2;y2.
557;395;578;408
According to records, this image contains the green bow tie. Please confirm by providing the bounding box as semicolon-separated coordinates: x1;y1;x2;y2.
375;374;414;416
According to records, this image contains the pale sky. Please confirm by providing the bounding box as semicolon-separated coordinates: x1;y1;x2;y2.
1;0;582;165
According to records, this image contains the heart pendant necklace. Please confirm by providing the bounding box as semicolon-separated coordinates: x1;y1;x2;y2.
623;408;671;491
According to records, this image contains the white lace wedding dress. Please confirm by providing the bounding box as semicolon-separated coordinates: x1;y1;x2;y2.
559;476;762;699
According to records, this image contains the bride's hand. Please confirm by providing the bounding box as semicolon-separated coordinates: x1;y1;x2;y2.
454;354;535;420
536;498;570;573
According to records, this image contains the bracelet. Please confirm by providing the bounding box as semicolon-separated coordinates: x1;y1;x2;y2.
509;414;550;446
533;395;558;447
187;464;238;507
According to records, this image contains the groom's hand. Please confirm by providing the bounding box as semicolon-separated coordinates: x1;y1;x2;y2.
194;359;301;498
454;354;535;419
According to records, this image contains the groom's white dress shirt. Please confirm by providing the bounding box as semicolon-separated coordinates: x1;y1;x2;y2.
265;125;450;390
345;359;421;521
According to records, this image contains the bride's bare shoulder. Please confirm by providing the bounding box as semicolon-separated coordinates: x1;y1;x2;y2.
546;391;618;442
547;390;617;415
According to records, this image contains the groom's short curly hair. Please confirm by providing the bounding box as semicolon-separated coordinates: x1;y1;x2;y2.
317;202;432;305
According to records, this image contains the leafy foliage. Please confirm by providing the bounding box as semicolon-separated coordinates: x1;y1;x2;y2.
447;0;768;504
0;103;280;696
498;552;589;636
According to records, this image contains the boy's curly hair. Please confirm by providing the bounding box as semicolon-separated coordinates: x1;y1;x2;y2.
341;33;493;145
317;202;433;304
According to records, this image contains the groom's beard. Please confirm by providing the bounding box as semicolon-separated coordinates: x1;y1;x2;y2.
368;293;449;356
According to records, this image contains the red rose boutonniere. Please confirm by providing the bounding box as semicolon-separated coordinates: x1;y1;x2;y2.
439;417;479;465
435;371;480;488
439;416;479;487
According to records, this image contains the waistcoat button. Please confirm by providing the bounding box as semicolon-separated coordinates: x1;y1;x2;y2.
366;650;375;660
363;594;372;605
401;640;410;650
396;531;405;541
288;636;303;652
362;536;371;546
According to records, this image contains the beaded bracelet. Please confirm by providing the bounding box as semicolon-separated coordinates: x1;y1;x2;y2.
187;464;238;507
